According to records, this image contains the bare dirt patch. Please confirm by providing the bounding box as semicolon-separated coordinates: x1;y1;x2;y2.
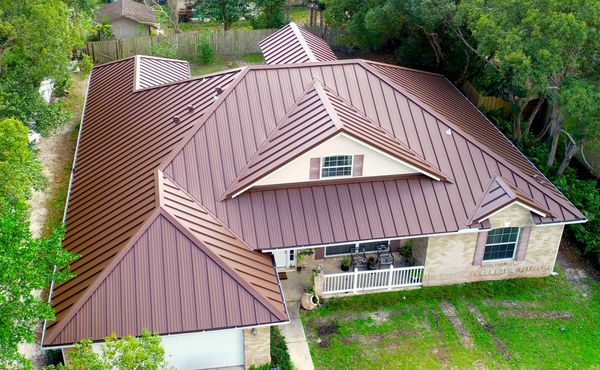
440;301;474;349
497;310;573;320
555;239;599;297
482;300;538;309
469;305;511;361
430;311;450;369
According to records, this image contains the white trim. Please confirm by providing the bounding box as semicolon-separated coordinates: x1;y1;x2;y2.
476;201;547;224
319;154;353;179
41;70;93;349
536;219;587;227
42;319;290;350
342;134;442;181
481;227;520;262
261;228;481;252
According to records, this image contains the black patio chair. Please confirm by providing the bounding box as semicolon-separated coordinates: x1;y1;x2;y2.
351;245;367;270
377;243;394;269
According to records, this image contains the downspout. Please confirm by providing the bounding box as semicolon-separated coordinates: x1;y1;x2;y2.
40;70;93;349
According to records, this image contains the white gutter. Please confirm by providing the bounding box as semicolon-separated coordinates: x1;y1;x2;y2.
41;71;92;349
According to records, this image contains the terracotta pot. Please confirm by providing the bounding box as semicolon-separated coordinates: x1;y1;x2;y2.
301;292;319;310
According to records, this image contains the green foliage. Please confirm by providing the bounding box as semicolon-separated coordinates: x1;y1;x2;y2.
0;205;75;368
0;118;45;206
197;0;250;31
49;330;172;370
270;326;292;370
196;37;215;64
150;40;177;59
79;54;94;74
250;0;286;29
553;170;600;266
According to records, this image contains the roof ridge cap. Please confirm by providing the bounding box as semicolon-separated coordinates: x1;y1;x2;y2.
289;22;317;62
43;207;163;345
159;208;287;321
366;60;444;77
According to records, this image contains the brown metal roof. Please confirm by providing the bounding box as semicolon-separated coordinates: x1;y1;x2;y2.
96;0;155;26
162;60;584;252
224;79;449;197
259;22;337;65
469;175;553;224
136;56;191;90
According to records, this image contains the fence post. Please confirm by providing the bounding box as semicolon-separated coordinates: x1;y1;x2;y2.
352;268;358;294
387;264;393;289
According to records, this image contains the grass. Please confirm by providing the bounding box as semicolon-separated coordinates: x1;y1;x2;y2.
187;53;264;77
286;6;310;26
301;273;600;369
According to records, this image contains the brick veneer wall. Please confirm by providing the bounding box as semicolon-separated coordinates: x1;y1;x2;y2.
422;204;564;286
243;326;271;369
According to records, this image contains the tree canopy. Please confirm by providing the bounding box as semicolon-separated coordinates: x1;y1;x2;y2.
197;0;249;31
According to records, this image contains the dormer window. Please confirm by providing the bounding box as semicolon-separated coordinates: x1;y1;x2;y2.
321;155;353;178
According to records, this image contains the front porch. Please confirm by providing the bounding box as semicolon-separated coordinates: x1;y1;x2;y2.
277;238;427;299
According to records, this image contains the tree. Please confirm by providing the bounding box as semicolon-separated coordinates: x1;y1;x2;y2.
455;0;597;148
0;118;76;368
49;330;172;370
555;79;600;175
198;0;249;31
143;0;181;34
251;0;286;29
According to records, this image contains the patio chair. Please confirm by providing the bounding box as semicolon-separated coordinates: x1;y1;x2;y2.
377;244;394;269
351;246;367;270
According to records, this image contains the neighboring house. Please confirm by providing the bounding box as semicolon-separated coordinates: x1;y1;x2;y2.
42;24;585;369
96;0;155;39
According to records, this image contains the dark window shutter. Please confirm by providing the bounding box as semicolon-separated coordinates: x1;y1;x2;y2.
472;231;488;266
353;154;364;177
310;157;321;179
515;226;531;261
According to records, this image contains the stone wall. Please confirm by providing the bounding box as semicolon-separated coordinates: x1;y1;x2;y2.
243;326;271;369
423;204;564;286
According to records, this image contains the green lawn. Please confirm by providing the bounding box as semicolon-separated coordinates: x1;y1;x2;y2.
187;53;264;76
302;273;599;369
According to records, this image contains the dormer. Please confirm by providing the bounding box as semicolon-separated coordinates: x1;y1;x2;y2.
223;80;450;199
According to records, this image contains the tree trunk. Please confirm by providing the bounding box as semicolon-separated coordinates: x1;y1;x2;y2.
556;138;586;175
507;91;522;141
523;98;544;136
546;104;562;168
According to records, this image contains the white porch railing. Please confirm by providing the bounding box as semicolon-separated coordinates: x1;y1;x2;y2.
322;265;424;295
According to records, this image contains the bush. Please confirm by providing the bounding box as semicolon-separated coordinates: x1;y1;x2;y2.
270;326;292;370
150;40;177;59
196;38;215;64
79;53;94;74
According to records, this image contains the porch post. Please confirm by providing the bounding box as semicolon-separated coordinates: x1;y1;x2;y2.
352;268;358;294
387;264;393;289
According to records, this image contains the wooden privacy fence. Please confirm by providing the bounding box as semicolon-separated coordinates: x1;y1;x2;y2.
86;28;280;64
462;81;510;113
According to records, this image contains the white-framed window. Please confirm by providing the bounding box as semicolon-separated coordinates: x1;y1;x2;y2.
321;155;353;178
483;227;520;261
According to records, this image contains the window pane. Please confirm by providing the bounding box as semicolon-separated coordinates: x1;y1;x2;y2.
321;155;353;178
483;227;519;260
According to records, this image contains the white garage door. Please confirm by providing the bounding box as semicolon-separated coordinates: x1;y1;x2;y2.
161;330;244;369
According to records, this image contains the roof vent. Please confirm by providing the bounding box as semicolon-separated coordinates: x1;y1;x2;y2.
445;129;452;136
213;86;224;101
186;104;194;113
172;115;181;124
533;174;545;184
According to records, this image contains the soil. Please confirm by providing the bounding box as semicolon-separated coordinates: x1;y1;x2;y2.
555;238;599;297
440;301;474;350
430;311;450;369
19;74;87;368
497;310;573;320
468;305;511;361
482;300;538;308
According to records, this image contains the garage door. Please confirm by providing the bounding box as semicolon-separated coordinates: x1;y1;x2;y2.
161;329;244;369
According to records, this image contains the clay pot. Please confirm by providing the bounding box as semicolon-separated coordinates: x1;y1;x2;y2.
301;292;319;310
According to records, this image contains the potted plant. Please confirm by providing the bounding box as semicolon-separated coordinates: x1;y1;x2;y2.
367;256;377;270
341;256;351;272
301;287;320;310
295;252;304;272
399;240;413;263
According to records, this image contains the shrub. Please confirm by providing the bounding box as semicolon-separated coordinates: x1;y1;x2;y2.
79;53;94;74
150;40;177;59
270;326;292;370
196;38;215;64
